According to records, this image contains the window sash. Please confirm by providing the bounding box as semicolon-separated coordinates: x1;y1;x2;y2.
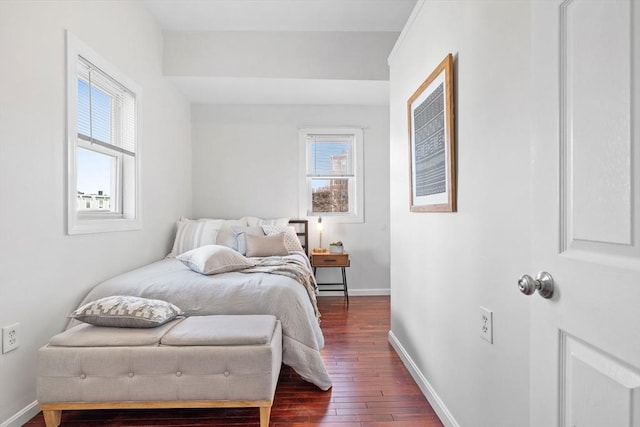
309;177;353;214
77;56;136;156
77;134;135;157
306;135;354;177
75;55;135;219
76;141;123;216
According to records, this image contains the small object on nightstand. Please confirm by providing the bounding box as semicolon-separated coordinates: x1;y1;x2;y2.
329;241;343;254
311;252;350;304
312;248;328;254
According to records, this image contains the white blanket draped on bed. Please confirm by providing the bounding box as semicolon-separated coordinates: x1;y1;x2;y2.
68;253;332;391
241;254;320;320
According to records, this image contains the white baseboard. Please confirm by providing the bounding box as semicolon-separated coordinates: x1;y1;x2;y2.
317;288;390;296
1;400;40;427
388;330;461;427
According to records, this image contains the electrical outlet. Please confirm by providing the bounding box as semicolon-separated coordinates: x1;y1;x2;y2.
2;323;20;354
480;307;493;344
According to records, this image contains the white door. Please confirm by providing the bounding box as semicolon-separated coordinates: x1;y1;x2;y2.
530;1;640;426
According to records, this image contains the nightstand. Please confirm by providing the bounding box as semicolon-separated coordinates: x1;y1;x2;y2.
310;251;350;303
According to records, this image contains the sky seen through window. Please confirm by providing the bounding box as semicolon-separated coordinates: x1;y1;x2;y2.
77;78;112;195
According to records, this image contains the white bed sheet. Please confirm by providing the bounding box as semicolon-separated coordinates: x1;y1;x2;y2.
68;254;332;391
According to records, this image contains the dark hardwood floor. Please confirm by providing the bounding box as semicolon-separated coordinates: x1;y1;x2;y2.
26;296;443;426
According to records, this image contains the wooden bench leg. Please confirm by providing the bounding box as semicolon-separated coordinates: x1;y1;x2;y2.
260;405;271;427
42;409;61;427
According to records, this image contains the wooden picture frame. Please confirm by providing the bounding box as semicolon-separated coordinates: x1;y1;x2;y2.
407;53;456;212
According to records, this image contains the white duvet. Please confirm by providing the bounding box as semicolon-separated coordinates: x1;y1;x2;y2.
68;254;332;391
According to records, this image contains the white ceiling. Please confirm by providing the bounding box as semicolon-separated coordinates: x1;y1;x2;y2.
142;0;417;32
141;0;418;105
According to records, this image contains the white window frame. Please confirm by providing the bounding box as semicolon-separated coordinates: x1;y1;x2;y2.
298;128;364;223
66;31;142;234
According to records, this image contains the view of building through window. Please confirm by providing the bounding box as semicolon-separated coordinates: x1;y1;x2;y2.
76;145;113;211
77;189;111;210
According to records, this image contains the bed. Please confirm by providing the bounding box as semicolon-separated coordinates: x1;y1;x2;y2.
67;217;332;391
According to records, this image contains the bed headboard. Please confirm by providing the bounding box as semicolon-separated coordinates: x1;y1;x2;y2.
288;219;309;256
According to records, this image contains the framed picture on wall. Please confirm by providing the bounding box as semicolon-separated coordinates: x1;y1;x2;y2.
407;53;456;212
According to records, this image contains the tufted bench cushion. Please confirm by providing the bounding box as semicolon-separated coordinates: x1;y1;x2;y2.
37;315;282;427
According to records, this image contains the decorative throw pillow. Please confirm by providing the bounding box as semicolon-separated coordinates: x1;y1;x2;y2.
245;233;289;257
261;225;305;253
176;244;255;275
233;226;265;255
70;296;184;328
215;219;250;251
245;216;290;227
168;218;226;258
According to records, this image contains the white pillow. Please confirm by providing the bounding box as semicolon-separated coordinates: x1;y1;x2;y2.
261;225;304;253
245;216;290;227
168;218;226;258
176;245;255;275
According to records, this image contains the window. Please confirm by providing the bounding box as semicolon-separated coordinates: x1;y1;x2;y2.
66;31;141;234
298;128;364;223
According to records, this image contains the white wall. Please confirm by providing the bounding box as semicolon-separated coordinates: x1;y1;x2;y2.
191;104;390;294
164;31;397;81
388;2;532;427
0;1;191;425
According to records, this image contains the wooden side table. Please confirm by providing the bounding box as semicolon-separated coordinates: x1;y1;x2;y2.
310;251;350;303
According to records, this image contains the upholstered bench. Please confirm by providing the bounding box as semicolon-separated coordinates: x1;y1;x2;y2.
37;315;282;427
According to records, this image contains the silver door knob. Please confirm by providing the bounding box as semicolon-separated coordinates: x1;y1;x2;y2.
518;271;554;299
